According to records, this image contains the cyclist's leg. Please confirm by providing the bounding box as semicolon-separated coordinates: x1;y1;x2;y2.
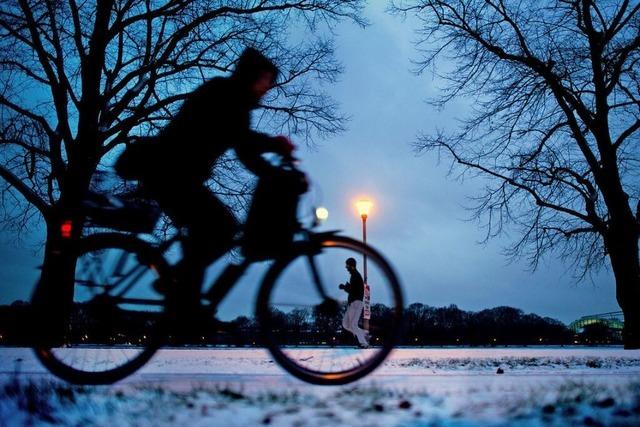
160;185;238;328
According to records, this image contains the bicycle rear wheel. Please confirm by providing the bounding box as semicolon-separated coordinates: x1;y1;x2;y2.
256;234;403;385
33;233;170;385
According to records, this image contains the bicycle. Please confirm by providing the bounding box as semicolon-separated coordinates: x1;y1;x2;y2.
32;161;404;386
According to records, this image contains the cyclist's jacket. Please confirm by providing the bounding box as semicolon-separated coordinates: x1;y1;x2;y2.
123;75;283;185
343;270;364;304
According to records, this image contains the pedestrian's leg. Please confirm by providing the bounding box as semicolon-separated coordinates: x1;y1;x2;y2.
344;302;360;343
348;301;368;346
342;306;352;333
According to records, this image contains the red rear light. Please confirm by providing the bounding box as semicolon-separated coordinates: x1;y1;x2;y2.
60;220;73;239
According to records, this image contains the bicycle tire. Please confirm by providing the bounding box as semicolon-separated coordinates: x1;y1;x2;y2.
33;233;170;385
256;234;403;385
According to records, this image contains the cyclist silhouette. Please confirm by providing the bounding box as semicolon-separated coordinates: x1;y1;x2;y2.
115;48;298;333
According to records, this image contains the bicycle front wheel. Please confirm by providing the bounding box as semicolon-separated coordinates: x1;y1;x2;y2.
256;234;403;385
33;233;170;385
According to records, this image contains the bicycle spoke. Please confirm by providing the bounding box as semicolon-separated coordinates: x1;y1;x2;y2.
113;264;149;298
34;234;168;385
112;250;131;277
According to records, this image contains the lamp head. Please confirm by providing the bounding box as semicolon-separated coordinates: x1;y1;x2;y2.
356;199;372;219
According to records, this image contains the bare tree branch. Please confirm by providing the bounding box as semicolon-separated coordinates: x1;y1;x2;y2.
393;0;639;284
0;0;365;238
0;164;49;215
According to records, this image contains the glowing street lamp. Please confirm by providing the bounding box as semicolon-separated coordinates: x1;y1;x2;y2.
356;198;373;332
356;199;372;282
356;199;372;221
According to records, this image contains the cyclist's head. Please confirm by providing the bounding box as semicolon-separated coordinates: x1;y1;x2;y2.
233;47;279;96
346;257;357;268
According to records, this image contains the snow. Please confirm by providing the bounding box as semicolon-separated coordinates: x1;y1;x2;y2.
1;347;640;426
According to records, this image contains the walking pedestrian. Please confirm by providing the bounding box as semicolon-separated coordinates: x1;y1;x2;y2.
339;257;369;347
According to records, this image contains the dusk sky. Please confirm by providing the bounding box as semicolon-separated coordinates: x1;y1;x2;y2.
0;2;622;324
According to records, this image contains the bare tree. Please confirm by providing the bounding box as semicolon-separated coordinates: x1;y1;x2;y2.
0;0;365;329
391;0;640;348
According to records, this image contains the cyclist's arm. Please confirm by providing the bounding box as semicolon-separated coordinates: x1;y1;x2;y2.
235;131;288;176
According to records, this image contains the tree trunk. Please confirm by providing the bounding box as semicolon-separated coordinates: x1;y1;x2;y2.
606;224;640;349
30;171;89;343
30;217;78;343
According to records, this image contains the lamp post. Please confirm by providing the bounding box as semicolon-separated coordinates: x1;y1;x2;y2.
356;199;372;331
355;199;372;281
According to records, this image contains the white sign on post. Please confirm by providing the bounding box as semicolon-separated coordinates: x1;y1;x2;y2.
363;283;371;320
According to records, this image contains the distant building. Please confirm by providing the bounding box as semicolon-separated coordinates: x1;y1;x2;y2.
569;311;624;343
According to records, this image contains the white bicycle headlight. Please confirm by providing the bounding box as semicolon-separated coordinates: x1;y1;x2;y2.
315;206;329;222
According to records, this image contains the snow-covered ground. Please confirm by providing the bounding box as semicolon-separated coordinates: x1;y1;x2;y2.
2;347;640;426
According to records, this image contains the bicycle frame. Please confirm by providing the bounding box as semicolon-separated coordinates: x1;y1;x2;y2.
84;229;342;316
200;230;342;310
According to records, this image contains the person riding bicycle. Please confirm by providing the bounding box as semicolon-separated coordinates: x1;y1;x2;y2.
115;48;302;335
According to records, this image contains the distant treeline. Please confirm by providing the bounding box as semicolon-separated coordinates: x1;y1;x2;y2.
402;303;622;346
405;303;570;346
0;301;622;346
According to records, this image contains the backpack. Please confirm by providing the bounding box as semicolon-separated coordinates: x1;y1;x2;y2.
242;170;308;260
